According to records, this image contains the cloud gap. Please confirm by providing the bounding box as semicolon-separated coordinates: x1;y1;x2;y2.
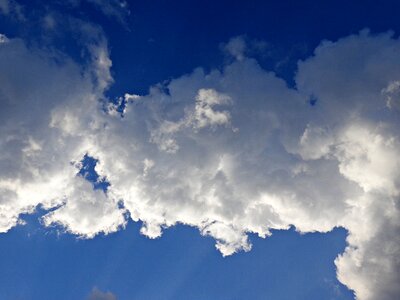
78;154;110;192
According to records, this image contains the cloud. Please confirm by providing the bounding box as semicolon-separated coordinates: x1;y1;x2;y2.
149;88;233;153
295;30;400;300
0;30;399;300
223;36;247;61
91;33;400;299
0;34;125;236
87;287;117;300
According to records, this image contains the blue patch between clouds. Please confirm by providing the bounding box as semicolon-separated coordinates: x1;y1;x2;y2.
309;95;318;106
78;154;110;191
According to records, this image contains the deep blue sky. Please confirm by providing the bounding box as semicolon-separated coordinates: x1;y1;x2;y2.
2;0;400;299
2;0;400;94
107;0;400;93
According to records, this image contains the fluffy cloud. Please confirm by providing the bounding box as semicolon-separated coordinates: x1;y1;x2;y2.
0;34;125;235
0;28;399;300
295;31;400;300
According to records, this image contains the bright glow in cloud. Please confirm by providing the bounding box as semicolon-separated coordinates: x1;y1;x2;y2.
0;30;399;300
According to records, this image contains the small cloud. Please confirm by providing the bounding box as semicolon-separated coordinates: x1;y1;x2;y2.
223;36;247;61
87;287;117;300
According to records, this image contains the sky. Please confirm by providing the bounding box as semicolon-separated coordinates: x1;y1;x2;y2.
0;1;399;300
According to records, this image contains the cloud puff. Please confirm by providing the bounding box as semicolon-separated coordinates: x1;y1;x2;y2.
0;29;399;300
87;287;117;300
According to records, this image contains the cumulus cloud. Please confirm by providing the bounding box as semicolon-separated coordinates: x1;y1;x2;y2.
0;34;125;235
0;29;399;300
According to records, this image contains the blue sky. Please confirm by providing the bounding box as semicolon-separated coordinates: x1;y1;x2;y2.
0;213;352;300
0;1;400;300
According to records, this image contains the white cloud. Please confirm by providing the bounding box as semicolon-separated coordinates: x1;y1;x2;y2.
193;88;232;129
294;31;400;300
149;88;233;153
0;35;125;236
42;176;126;238
0;29;399;300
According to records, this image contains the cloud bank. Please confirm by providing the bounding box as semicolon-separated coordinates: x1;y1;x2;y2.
0;30;399;299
